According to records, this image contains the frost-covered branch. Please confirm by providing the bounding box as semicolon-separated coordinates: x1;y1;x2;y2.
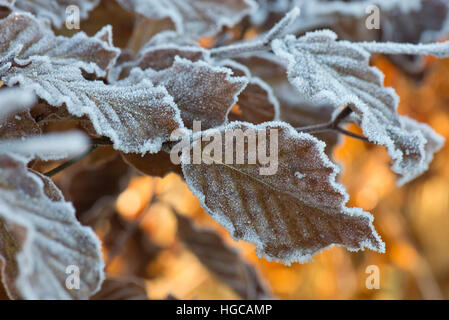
296;105;371;143
357;40;449;58
210;7;300;59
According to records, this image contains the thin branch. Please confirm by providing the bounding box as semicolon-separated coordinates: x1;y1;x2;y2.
296;104;372;143
91;136;113;146
44;146;96;177
210;7;300;59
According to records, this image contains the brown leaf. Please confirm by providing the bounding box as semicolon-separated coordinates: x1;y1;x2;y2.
0;154;104;299
147;57;248;130
122;150;182;178
182;122;384;264
218;60;279;124
175;212;271;299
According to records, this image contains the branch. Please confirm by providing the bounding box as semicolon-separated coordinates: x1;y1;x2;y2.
296;104;371;143
44;146;96;177
210;7;300;59
357;40;449;58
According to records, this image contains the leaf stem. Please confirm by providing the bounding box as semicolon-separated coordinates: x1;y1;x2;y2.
296;104;371;143
44;146;96;177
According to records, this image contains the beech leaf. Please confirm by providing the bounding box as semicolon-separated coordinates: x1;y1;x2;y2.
0;13;184;154
175;212;271;299
182;122;384;264
133;57;248;130
272;30;445;184
0;154;104;299
116;0;257;39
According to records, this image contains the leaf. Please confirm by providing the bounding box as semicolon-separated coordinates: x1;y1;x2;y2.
271;30;445;185
55;150;131;222
0;87;36;121
0;13;184;154
0;13;119;78
0;110;41;140
116;0;257;39
92;277;147;300
135;57;248;130
122;150;183;178
175;212;271;299
0;154;104;299
218;60;280;124
110;43;207;81
11;0;100;28
182;122;384;264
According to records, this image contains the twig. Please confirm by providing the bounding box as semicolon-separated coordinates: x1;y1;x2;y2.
210;7;300;59
44;146;96;177
296;104;371;143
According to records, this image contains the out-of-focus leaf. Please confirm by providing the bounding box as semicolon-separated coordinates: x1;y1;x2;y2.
116;0;257;39
56;151;131;222
102;212;161;278
11;0;100;28
0;110;40;140
272;30;445;185
182;122;384;264
92;277;148;300
175;212;271;299
0;154;104;299
0;88;36;121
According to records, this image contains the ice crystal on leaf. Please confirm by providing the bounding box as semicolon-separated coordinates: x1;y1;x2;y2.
182;122;384;264
0;154;104;299
272;30;446;185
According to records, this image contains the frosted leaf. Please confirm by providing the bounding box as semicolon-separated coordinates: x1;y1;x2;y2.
92;277;148;300
0;131;90;161
145;57;248;130
110;43;207;81
0;13;119;78
218;59;280;124
0;154;104;299
272;30;445;184
182;122;384;264
11;0;100;28
175;212;271;299
0;87;35;121
116;0;257;39
2;56;183;154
